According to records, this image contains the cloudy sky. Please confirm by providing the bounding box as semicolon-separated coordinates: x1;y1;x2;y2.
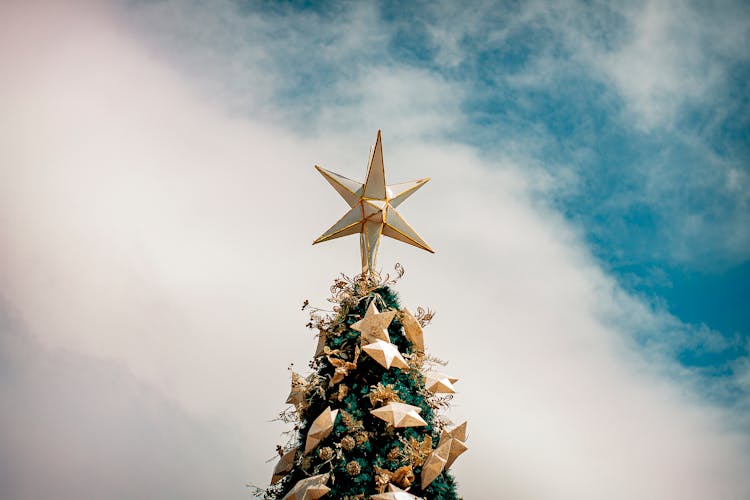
1;0;749;499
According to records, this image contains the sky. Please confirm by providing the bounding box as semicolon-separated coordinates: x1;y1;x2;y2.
0;0;748;499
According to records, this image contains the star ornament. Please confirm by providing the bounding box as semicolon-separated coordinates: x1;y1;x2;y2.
422;370;459;394
351;302;397;344
440;421;468;469
370;402;427;428
400;308;425;352
271;448;296;484
371;484;423;500
362;340;409;370
281;473;330;500
304;406;339;454
313;130;434;273
286;371;310;409
420;439;451;489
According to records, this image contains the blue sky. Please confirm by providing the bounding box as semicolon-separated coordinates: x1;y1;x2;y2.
1;0;749;498
122;0;750;404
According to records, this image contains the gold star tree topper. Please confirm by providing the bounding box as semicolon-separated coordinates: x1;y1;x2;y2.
313;130;434;273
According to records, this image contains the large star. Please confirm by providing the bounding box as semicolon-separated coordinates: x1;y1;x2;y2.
313;130;434;272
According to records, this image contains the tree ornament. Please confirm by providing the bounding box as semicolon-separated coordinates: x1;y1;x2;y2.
312;130;434;273
346;460;361;476
339;410;364;432
362;340;409;369
370;484;423;500
368;383;402;406
354;431;369;445
286;372;310;409
400;308;425;352
420;422;468;489
400;434;433;467
271;448;295;484
370;402;427;428
281;473;330;500
420;439;451;489
332;383;349;402
390;465;415;488
318;446;334;461
304;407;339;454
439;421;468;469
327;346;360;384
351;301;397;344
421;370;458;394
340;435;356;451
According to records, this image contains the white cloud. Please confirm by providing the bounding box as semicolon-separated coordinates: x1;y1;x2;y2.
0;1;748;499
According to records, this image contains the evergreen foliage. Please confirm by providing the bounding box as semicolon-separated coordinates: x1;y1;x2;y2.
262;272;461;500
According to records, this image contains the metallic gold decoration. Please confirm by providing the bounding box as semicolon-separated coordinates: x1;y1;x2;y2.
286;371;309;409
400;308;425;352
354;431;369;445
341;435;356;451
420;439;450;489
368;383;402;406
327;346;360;384
313;130;434;273
372;464;415;490
421;370;458;394
401;434;433;467
374;465;391;493
351;302;397;344
340;410;364;432
370;402;427;428
371;484;422;500
281;473;330;500
333;383;349;402
362;340;409;370
391;465;415;489
420;421;468;489
271;448;295;484
440;421;468;469
346;460;361;476
314;330;328;357
304;407;339;454
318;446;333;461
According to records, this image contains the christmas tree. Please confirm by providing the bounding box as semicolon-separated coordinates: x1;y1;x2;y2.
262;131;466;500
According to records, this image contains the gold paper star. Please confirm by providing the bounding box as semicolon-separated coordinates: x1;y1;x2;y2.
304;407;339;454
400;308;425;352
362;340;409;370
271;448;296;484
421;370;459;394
439;421;468;469
371;484;422;500
313;130;434;273
281;473;330;500
370;402;427;428
420;439;450;489
351;302;397;344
